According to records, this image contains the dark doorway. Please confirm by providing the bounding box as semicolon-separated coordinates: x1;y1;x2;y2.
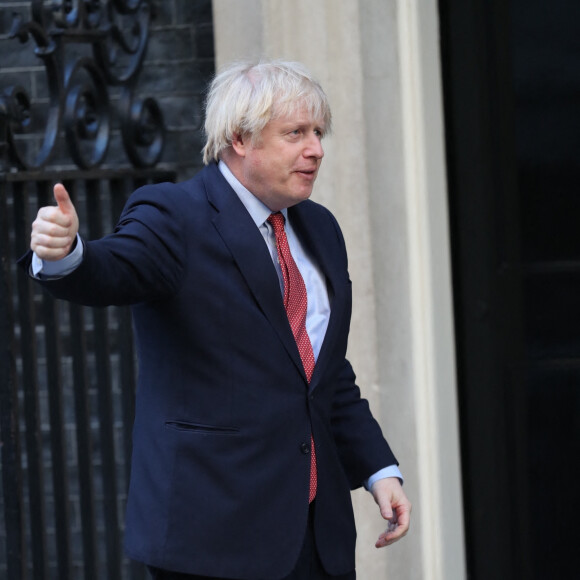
439;0;580;578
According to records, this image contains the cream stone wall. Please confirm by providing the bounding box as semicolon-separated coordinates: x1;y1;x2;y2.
212;1;466;578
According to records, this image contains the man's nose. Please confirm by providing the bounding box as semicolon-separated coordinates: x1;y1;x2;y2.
304;133;324;159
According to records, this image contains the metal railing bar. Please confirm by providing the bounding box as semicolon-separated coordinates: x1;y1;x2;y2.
86;179;122;578
13;181;49;580
65;179;99;580
0;182;26;580
36;180;73;580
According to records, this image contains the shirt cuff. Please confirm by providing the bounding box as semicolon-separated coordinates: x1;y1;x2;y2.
364;465;404;491
32;234;83;278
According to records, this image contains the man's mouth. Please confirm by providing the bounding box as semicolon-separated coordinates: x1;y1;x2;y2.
295;168;317;178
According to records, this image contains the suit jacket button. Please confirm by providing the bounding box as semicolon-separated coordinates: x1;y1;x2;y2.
300;443;310;454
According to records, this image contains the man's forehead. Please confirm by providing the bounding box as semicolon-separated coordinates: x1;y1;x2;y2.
270;108;326;129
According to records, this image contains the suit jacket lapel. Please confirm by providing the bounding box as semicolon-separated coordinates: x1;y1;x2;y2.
289;203;348;391
201;165;308;381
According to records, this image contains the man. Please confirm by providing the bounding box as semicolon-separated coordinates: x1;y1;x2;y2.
23;60;411;579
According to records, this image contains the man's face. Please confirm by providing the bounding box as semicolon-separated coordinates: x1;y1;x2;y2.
234;106;326;211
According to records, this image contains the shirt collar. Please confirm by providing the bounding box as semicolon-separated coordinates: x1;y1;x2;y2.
218;160;288;227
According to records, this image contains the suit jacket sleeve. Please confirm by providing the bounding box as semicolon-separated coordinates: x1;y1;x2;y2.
330;358;398;489
19;182;188;306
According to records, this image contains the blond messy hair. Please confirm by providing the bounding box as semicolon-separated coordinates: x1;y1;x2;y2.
202;59;332;165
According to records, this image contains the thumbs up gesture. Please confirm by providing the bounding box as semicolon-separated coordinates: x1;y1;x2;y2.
31;183;80;261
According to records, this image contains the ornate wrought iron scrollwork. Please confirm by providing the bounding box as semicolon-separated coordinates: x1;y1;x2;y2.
0;0;164;171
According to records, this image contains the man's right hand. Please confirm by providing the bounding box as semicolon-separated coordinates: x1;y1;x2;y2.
31;183;80;261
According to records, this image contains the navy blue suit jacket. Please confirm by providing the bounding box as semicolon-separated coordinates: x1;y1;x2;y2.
23;163;397;578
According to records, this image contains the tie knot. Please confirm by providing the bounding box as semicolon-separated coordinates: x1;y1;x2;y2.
267;212;285;233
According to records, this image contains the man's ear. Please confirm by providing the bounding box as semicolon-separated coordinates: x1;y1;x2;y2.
231;132;246;157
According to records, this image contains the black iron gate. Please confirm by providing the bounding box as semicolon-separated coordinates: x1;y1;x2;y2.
1;2;177;578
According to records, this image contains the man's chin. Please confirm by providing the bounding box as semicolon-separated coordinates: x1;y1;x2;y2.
265;187;315;211
292;189;314;205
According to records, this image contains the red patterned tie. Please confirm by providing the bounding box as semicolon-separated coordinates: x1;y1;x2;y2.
268;212;317;502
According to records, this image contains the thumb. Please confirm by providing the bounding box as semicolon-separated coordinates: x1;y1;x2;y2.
379;499;393;521
54;183;75;215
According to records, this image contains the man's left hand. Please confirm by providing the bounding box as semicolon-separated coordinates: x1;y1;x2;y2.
371;477;412;548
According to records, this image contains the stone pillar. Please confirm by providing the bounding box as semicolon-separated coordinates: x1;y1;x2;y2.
212;1;466;578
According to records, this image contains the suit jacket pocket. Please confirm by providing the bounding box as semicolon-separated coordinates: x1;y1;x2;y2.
164;420;240;435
